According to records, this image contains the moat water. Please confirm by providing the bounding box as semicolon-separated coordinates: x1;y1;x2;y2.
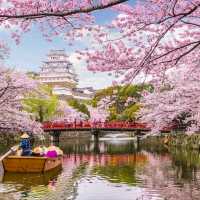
0;135;200;200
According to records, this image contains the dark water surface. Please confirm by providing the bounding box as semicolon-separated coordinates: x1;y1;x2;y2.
1;137;200;200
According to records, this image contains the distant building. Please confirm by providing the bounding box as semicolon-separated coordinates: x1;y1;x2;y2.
39;50;94;100
73;87;95;100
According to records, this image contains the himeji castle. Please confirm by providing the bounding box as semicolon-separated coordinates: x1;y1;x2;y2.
39;49;94;100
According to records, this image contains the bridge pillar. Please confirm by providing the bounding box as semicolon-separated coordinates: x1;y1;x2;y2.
50;130;61;145
91;129;100;153
135;129;141;135
91;129;100;140
136;135;143;151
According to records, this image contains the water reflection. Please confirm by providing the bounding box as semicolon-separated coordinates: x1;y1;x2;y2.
3;169;61;188
92;153;147;186
59;139;137;155
1;138;200;199
1;170;61;199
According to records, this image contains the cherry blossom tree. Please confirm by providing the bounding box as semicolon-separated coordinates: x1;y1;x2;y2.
2;0;199;79
51;100;108;124
52;100;87;122
79;1;200;133
1;1;199;85
87;105;108;122
0;0;127;44
85;1;200;83
0;67;43;134
139;67;200;134
0;0;124;134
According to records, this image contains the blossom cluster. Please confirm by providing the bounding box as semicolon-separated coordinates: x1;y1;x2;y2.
0;67;43;134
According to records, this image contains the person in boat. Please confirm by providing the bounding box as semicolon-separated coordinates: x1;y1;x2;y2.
19;133;32;156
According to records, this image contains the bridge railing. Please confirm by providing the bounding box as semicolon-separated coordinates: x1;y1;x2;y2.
42;121;150;130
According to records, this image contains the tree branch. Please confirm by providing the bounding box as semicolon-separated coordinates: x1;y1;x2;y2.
0;0;128;20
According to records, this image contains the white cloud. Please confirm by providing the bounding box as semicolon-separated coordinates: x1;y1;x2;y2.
68;52;85;73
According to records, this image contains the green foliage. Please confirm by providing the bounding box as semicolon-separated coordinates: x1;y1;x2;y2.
91;85;119;107
23;85;58;122
68;98;90;117
90;84;151;121
118;103;141;121
108;106;118;121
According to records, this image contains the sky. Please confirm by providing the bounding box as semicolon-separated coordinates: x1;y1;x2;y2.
0;3;134;90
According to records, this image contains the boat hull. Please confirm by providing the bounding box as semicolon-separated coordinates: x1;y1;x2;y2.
2;156;62;173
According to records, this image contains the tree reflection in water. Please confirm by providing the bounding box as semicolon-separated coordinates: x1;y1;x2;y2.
92;153;147;186
138;151;200;200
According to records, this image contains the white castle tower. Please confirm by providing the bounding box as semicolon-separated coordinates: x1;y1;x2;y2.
39;49;94;100
39;49;78;98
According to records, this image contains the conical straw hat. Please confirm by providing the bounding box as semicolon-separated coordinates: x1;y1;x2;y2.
21;133;30;139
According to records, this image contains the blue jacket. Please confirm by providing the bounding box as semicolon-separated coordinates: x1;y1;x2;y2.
20;139;31;156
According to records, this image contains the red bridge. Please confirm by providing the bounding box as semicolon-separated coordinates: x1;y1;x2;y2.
42;121;172;133
42;121;173;144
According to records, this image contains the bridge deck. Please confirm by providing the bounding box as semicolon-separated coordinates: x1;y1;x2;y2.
42;121;171;133
43;127;150;132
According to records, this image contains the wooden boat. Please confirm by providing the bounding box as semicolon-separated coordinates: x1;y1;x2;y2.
2;156;63;173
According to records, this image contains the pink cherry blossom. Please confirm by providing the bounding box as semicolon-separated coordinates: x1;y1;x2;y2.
0;66;43;134
0;0;127;44
139;66;200;134
84;1;200;85
52;100;87;122
87;105;108;122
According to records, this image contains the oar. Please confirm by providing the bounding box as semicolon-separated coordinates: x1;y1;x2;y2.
0;145;19;163
0;145;19;181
